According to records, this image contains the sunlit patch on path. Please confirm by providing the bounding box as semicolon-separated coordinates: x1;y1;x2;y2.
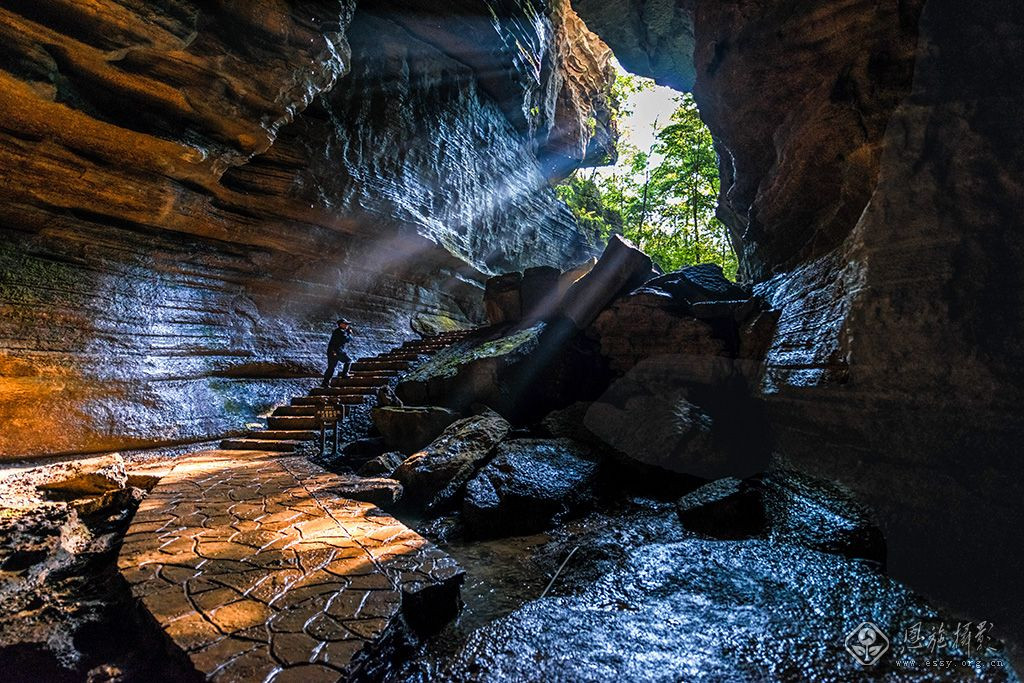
118;450;463;682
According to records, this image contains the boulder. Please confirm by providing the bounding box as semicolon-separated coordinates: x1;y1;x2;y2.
762;470;886;564
588;293;728;376
357;451;408;478
393;409;511;511
72;486;146;517
675;471;885;563
484;272;523;325
520;266;561;319
585;392;729;479
675;477;766;539
396;324;546;412
558;235;653;329
462;438;599;538
540;402;595;443
36;455;128;497
637;264;750;307
689;298;758;321
411;312;467;337
342;437;387;459
372;406;460;454
581;359;741;479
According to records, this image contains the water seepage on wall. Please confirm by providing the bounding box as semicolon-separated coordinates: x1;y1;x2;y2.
0;0;615;458
573;0;1024;651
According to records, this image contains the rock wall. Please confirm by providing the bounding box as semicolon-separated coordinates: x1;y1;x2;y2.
0;0;614;458
573;0;1024;646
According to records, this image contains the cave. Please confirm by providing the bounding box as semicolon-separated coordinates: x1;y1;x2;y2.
0;0;1021;681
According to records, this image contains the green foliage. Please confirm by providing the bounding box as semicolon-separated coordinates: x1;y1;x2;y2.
558;91;739;280
609;72;653;126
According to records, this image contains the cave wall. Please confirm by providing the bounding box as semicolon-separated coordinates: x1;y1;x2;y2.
573;0;1024;645
0;0;614;458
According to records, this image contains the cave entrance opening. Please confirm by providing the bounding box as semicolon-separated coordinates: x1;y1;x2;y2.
556;60;738;280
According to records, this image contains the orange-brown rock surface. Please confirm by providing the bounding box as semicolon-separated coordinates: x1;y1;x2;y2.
0;0;615;458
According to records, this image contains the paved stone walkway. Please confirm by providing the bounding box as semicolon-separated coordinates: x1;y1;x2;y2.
119;450;463;682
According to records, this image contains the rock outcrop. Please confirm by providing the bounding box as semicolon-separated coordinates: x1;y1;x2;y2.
0;0;615;459
571;0;1024;643
463;438;599;538
392;409;511;511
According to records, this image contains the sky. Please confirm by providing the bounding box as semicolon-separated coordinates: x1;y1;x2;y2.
596;60;682;177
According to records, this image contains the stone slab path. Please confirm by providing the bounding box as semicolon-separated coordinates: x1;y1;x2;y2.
118;449;463;682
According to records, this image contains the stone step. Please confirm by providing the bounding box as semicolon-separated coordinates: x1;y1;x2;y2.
267;415;319;430
401;341;454;350
310;387;377;398
350;369;401;377
351;359;411;372
220;438;301;452
291;393;371;406
274;399;361;415
246;429;319;441
332;374;396;387
372;351;425;361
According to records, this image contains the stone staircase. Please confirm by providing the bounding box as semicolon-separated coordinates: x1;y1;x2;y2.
220;330;473;453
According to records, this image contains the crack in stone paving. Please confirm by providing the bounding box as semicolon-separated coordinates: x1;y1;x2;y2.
118;449;463;681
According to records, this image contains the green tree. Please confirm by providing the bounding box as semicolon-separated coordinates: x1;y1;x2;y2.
559;91;738;279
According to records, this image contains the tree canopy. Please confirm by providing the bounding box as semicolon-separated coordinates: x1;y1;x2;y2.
558;77;738;279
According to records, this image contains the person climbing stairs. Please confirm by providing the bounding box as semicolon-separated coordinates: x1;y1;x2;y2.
220;329;473;453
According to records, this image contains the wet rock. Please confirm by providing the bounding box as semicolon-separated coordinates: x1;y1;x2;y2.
357;452;408;478
484;272;523;325
558;235;653;329
372;406;460;454
393;409;511;511
762;470;886;564
433;534;1013;682
37;455;128;497
463;438;599;538
675;478;766;539
675;471;885;563
583;370;730;479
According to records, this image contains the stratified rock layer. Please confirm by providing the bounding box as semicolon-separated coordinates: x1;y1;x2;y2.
0;0;614;458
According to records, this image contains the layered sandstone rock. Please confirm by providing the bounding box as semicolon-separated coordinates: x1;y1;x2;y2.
0;0;615;458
